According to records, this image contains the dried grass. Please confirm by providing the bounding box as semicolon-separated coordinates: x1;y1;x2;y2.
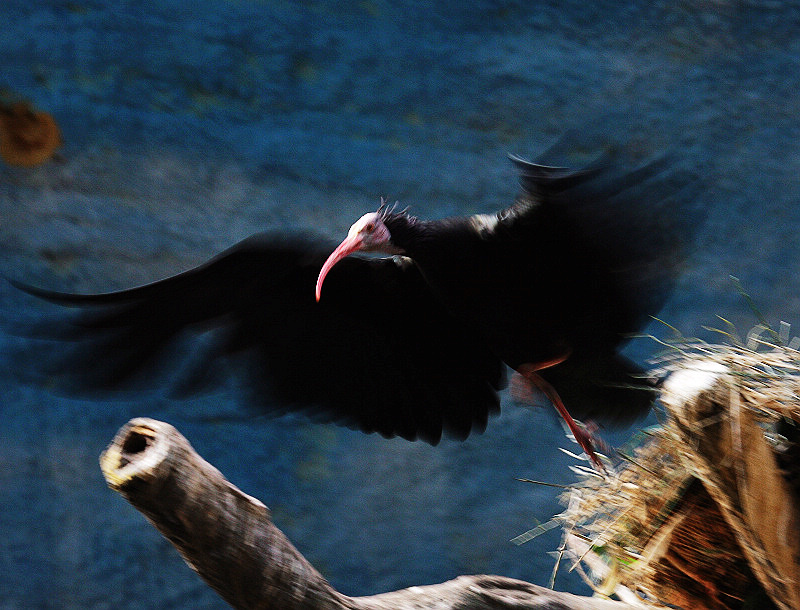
554;336;800;608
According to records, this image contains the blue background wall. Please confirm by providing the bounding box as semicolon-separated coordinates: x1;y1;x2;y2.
2;1;800;607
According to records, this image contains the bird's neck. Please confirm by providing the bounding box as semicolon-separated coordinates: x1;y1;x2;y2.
383;212;490;296
384;212;488;262
382;213;432;253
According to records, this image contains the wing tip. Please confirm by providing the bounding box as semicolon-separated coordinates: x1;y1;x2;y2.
507;152;571;173
7;277;62;302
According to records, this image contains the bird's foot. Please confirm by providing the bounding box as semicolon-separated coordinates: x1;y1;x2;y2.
565;420;607;473
516;363;607;474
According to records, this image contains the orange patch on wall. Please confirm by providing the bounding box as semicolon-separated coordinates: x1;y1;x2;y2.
0;102;62;167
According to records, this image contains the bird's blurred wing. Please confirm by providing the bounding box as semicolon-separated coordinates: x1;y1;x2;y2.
507;154;603;199
508;151;706;337
11;233;504;444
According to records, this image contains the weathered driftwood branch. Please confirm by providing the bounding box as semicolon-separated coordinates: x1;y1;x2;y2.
100;418;633;610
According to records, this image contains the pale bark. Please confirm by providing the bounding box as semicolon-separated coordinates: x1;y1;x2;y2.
100;418;634;610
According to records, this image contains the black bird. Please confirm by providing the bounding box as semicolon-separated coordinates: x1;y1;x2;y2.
11;151;699;468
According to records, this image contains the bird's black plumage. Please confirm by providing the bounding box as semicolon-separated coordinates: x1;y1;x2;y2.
11;236;504;444
10;151;702;445
375;155;699;423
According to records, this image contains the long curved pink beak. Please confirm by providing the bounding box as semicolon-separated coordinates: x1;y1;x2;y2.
315;235;364;301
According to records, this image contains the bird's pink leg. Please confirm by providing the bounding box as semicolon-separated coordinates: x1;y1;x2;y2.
516;359;607;473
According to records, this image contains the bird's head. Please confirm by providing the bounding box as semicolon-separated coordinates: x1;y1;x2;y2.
315;211;402;301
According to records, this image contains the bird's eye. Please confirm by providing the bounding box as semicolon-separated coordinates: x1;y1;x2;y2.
365;222;375;232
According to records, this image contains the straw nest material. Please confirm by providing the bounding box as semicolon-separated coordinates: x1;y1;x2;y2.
555;329;800;609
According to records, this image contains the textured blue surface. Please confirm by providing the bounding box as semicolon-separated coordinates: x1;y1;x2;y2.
2;1;800;607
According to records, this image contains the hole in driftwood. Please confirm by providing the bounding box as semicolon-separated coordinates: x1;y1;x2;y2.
119;428;154;467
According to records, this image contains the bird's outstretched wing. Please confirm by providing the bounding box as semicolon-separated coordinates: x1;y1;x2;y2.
497;152;705;424
508;151;705;342
11;234;505;444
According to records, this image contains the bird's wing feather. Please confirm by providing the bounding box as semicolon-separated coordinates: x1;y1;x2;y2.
506;151;704;339
506;154;603;197
495;152;704;423
12;234;505;444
